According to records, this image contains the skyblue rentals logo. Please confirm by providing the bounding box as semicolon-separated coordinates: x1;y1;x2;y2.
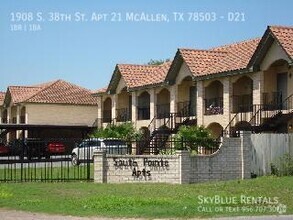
196;195;287;214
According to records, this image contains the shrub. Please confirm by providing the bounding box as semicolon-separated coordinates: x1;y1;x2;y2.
174;125;215;152
270;153;293;176
90;122;142;142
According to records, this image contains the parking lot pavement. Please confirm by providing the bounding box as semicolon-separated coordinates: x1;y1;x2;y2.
0;209;292;220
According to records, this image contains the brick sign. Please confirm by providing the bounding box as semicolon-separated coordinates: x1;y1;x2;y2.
113;157;169;180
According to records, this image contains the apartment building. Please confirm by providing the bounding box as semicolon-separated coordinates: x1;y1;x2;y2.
0;79;98;140
93;25;293;142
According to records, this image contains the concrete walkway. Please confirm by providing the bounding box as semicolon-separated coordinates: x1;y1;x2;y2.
0;208;292;220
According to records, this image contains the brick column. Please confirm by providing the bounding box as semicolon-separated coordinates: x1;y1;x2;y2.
197;81;204;126
112;95;117;122
223;78;231;126
177;150;190;184
16;106;20;139
170;85;178;113
97;96;102;120
7;107;11;141
240;131;252;179
253;71;263;105
94;150;107;183
150;89;156;120
131;91;137;123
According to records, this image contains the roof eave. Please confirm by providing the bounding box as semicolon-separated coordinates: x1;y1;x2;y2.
195;68;252;81
128;82;166;92
106;65;121;95
165;50;184;85
248;26;293;69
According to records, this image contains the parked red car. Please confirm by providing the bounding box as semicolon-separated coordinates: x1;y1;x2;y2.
0;143;10;156
45;142;66;158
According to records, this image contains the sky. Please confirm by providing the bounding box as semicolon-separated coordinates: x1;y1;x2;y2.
0;0;293;92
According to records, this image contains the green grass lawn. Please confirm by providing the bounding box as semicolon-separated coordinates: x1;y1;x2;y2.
0;176;292;218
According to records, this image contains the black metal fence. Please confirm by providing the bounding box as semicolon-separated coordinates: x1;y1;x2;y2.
135;138;220;155
0;138;131;182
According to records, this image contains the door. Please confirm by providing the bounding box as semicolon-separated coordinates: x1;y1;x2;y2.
277;73;288;109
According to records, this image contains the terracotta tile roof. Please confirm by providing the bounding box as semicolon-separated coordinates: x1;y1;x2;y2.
269;25;293;59
117;61;172;89
0;92;6;106
178;49;227;76
204;38;261;75
8;86;43;104
173;39;260;78
92;87;107;94
8;80;97;106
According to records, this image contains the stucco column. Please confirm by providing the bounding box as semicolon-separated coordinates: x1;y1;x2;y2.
223;78;231;126
170;85;178;113
112;94;117;121
131;91;137;123
150;89;156;120
197;81;204;126
253;71;263;105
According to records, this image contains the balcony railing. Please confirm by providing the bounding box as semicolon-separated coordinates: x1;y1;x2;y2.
232;94;253;113
137;107;150;120
116;108;131;122
156;104;170;119
102;110;112;123
204;97;223;115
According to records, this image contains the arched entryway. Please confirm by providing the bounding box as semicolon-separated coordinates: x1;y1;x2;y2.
263;59;290;109
116;88;132;122
103;98;112;123
137;91;150;120
177;76;196;117
204;80;223;115
156;88;170;118
232;76;253;112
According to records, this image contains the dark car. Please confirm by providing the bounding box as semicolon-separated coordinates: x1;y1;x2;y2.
5;139;23;157
6;138;66;160
0;143;10;156
23;139;66;160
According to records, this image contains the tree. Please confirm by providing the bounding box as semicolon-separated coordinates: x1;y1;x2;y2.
147;58;170;65
174;125;215;152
